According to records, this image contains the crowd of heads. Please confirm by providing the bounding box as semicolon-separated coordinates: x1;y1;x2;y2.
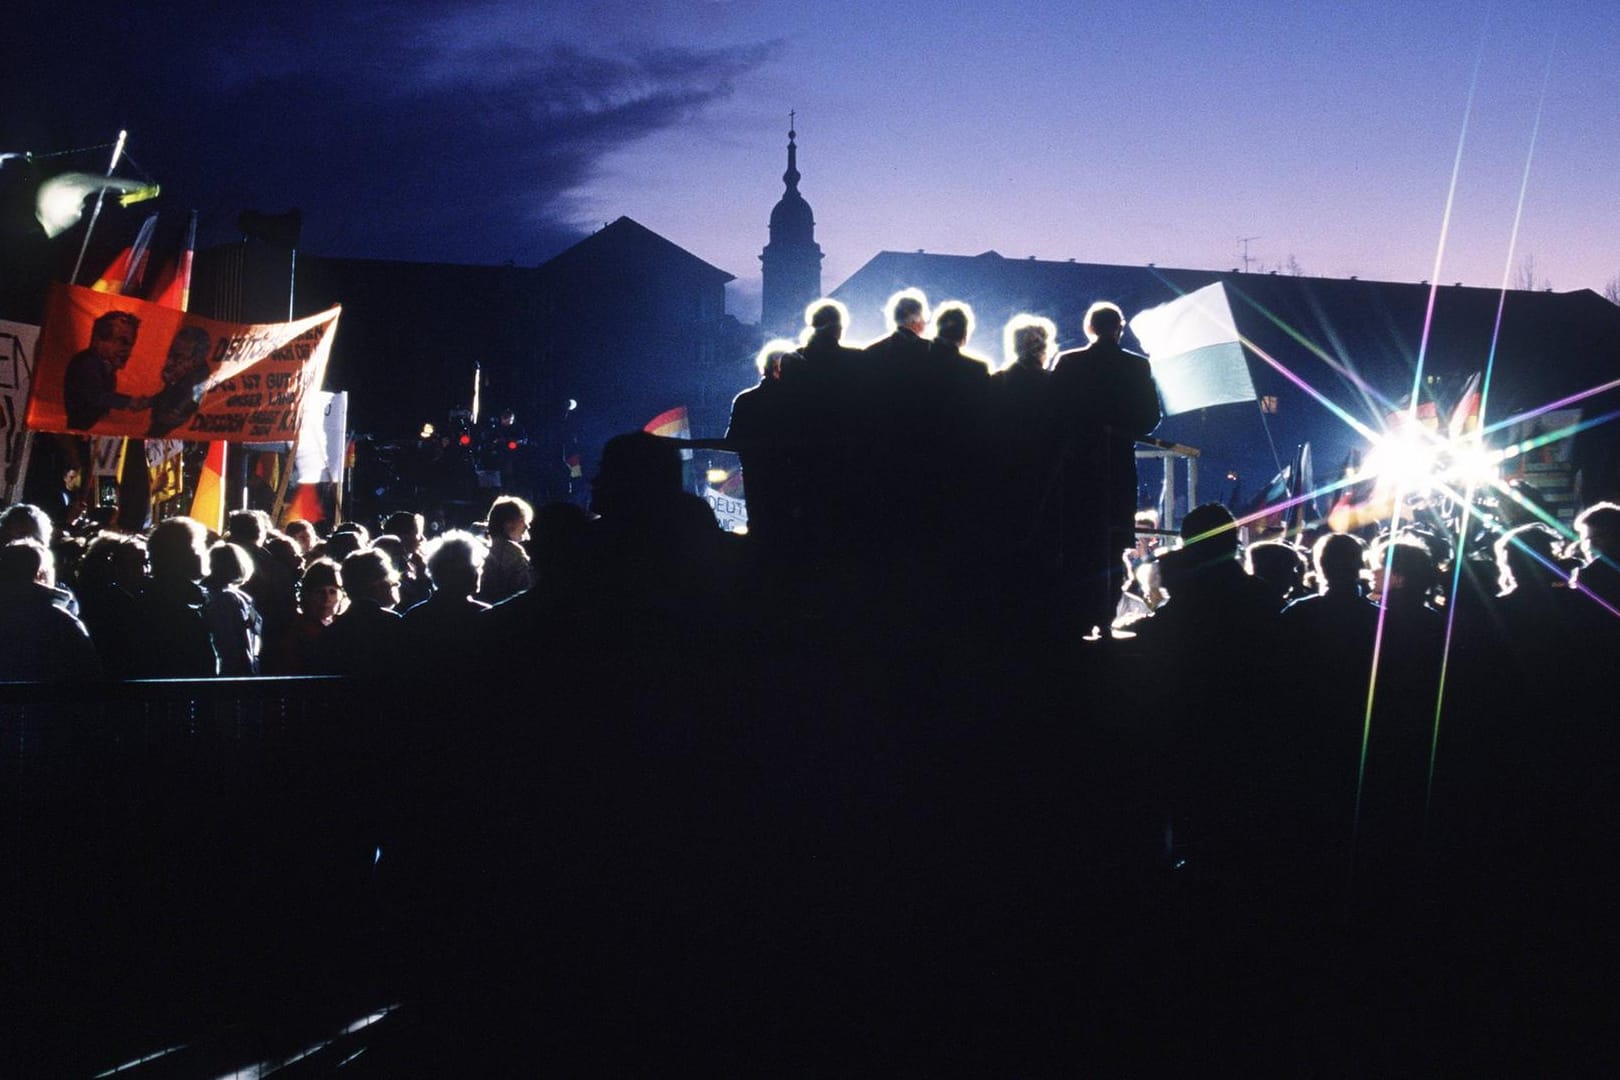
2;468;1612;685
0;492;544;680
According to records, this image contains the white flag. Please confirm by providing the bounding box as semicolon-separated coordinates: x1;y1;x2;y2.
292;390;348;484
1132;282;1255;416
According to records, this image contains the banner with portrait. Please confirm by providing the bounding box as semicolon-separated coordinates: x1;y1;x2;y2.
24;283;341;443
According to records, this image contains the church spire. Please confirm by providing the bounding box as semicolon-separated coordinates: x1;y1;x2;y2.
761;110;822;336
783;111;800;192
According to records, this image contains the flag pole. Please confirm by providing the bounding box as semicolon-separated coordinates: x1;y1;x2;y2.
70;130;128;285
270;425;303;525
19;132;127;514
125;210;201;529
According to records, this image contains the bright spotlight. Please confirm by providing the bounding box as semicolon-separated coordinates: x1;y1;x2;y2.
1443;440;1499;488
1364;426;1441;492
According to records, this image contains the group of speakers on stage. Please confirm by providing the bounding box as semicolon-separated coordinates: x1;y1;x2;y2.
726;289;1162;634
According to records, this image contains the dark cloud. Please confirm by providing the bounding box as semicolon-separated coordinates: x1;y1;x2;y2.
1;2;780;265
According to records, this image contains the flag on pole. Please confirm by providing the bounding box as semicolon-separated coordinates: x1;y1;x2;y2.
1130;283;1256;416
36;169;145;240
290;390;348;485
189;439;226;533
643;406;690;439
1327;446;1389;533
1386;391;1439;433
1246;461;1293;534
1448;372;1483;439
644;405;691;461
1287;441;1317;535
147;210;197;312
282;481;325;525
90;213;158;295
145;212;200;524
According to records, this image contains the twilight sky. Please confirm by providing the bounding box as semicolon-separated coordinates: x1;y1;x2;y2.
5;0;1617;323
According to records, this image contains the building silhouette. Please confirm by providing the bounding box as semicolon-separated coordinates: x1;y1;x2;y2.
190;215;753;502
533;216;748;465
759;119;823;339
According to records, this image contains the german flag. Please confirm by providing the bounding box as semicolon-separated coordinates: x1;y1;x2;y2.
643;406;690;440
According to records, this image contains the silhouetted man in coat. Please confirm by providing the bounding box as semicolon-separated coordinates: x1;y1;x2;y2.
863;288;932;374
797;301;867;544
858;289;933;545
726;341;803;546
915;302;990;545
1052;301;1161;638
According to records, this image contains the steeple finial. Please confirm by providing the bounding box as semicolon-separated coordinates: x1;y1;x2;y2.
783;110;800;191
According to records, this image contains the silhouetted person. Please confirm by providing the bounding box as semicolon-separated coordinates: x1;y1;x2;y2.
1053;301;1161;638
797;299;867;546
380;510;432;610
1133;503;1284;880
863;288;932;373
283;518;318;559
1280;532;1377;636
861;289;938;546
204;541;263;676
1461;521;1585;680
0;502;52;545
1277;530;1381;726
588;431;727;629
799;299;865;383
987;315;1060;558
314;547;404;676
1246;539;1309;609
0;502;79;615
1571;501;1620;614
402;529;491;669
75;530;147;678
477;500;594;656
314;521;369;566
1367;533;1447;701
1348;534;1447;885
726;339;804;547
261;557;343;675
130;516;219;677
1137;502;1280;648
927;302;992;402
918;302;991;545
479;495;535;604
0;539;100;681
227;509;297;640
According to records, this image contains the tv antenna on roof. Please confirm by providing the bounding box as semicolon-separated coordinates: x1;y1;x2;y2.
1238;236;1260;274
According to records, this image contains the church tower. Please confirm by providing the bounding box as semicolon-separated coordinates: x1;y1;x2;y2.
759;116;823;338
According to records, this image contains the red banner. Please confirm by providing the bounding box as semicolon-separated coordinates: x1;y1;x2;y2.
25;283;340;443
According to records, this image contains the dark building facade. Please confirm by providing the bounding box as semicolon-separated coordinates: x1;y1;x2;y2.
533;216;750;463
191;217;754;503
758;122;823;340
